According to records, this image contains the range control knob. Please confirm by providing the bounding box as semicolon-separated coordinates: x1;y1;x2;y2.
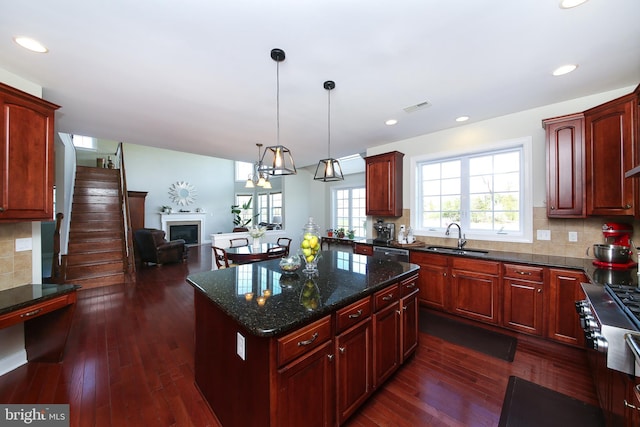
580;314;597;331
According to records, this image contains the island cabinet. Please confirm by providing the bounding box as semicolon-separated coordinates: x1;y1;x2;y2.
584;92;638;216
543;113;585;218
449;258;501;325
0;82;60;222
353;242;373;256
188;254;420;427
365;151;404;217
411;251;448;310
502;263;545;336
335;298;372;424
547;268;586;347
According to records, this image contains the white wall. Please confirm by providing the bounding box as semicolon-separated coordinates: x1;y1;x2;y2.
367;85;637;211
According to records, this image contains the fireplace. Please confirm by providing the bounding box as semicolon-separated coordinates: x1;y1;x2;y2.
169;223;199;245
160;212;206;246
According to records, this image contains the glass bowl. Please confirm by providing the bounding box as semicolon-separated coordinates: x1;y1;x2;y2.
279;254;302;274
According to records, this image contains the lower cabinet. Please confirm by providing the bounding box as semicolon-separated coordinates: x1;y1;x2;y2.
502;263;545;336
547;268;586;346
400;275;420;361
411;251;448;310
373;286;401;388
449;258;501;324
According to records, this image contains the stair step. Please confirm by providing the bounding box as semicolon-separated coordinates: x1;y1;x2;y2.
69;221;123;232
65;260;124;279
67;272;126;289
71;203;121;213
69;230;124;241
71;212;121;222
71;195;121;205
73;186;120;197
68;240;123;253
65;251;123;266
76;166;120;181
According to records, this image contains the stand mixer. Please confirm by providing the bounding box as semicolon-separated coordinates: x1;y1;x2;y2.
593;222;637;269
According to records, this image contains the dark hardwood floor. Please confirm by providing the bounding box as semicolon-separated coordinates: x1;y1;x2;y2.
0;245;598;426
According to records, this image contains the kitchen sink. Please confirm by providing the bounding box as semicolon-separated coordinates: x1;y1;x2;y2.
426;246;489;256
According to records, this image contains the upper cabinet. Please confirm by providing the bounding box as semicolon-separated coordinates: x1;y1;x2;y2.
585;93;638;216
544;85;639;218
0;83;60;222
365;151;404;217
543;113;585;218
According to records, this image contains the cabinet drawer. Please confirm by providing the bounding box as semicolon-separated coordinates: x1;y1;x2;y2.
503;263;544;282
410;251;448;266
336;297;371;333
374;285;399;311
400;275;419;297
0;293;77;330
354;243;373;256
277;315;332;367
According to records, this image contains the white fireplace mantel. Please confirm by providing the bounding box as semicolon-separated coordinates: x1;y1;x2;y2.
160;212;207;245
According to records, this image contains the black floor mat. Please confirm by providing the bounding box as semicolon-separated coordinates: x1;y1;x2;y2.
419;309;517;362
499;376;605;427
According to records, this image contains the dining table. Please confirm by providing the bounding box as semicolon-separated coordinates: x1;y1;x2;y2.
225;243;287;264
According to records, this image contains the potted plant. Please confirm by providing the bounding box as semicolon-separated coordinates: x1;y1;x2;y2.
327;229;334;237
336;228;345;239
347;230;355;239
231;197;257;229
161;205;172;213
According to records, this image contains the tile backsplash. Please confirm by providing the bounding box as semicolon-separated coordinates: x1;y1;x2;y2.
386;208;640;260
0;222;33;290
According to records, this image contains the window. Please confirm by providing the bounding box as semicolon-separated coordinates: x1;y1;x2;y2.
235;194;254;227
235;161;253;182
72;134;96;150
252;192;283;225
413;137;532;243
333;187;366;238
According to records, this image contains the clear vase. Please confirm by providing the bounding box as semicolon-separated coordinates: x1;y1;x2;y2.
252;237;261;248
301;217;321;273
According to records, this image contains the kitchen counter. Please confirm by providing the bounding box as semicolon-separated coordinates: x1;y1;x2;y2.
187;250;419;337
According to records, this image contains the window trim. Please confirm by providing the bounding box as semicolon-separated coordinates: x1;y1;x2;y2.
410;136;533;243
331;184;367;239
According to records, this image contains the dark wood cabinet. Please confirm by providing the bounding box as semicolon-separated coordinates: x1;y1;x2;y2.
449;258;501;325
547;268;586;347
502;263;545;336
543;114;585;217
373;298;400;388
353;242;373;256
365;151;404;217
127;191;147;233
411;251;448;311
277;339;335;427
399;276;419;361
0;82;60;222
585;93;638;216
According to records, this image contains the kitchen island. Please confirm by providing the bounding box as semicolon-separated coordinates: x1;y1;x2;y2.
187;250;420;427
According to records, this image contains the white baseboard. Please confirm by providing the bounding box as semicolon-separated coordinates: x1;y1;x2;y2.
0;349;27;376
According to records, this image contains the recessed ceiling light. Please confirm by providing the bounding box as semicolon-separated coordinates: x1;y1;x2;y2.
385;119;398;126
559;0;588;9
13;36;48;53
456;116;469;122
552;64;578;76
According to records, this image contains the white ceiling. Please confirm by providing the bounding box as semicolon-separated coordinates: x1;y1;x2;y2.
1;1;639;168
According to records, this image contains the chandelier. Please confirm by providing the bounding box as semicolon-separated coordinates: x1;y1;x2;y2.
245;143;272;189
314;80;344;182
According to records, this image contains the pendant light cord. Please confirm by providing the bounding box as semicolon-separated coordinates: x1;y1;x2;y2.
276;60;280;145
327;87;331;158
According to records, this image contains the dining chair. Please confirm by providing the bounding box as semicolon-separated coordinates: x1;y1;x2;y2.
212;246;230;269
277;237;292;256
266;246;287;259
229;237;249;248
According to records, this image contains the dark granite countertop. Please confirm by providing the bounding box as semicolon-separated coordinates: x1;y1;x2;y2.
0;283;80;317
187;251;420;338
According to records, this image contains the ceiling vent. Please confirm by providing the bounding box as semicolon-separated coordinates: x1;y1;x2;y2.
403;100;432;113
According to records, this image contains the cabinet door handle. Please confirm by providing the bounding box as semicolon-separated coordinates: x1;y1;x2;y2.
403;306;408;311
443;273;447;277
0;207;4;212
550;206;555;210
516;271;532;276
327;354;334;361
405;283;416;289
395;310;402;315
624;400;640;411
348;309;363;319
625;204;632;209
339;347;345;354
297;332;319;347
20;308;42;318
382;294;394;301
537;288;542;293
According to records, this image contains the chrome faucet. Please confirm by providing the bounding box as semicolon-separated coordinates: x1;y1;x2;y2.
445;223;467;249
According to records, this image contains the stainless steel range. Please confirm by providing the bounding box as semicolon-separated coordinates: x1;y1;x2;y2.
577;269;640;375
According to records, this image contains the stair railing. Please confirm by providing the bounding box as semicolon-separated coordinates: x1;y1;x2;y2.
115;143;136;274
50;212;64;283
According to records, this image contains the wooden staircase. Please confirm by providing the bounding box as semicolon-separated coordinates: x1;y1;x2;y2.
63;166;128;289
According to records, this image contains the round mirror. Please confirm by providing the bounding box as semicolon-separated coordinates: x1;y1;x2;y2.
169;181;197;206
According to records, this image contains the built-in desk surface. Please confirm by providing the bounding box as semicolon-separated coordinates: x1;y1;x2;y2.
0;283;79;317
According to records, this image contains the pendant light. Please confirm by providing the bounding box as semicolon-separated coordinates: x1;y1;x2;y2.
260;48;297;176
314;80;344;182
245;143;271;188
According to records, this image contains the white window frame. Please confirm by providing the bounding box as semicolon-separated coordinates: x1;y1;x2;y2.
410;136;533;243
332;185;367;239
72;134;96;151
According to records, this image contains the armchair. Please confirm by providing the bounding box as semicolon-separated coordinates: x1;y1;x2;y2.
134;228;188;266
